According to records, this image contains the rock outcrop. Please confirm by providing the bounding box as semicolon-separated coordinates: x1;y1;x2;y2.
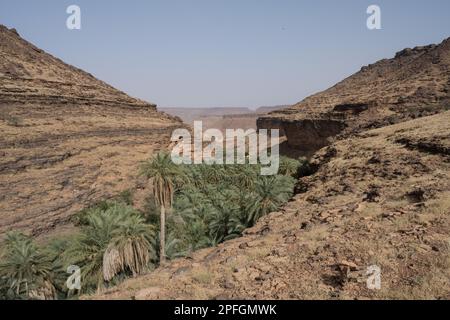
0;25;183;236
258;38;450;155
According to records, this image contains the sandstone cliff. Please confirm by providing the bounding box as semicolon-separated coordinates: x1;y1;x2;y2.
0;25;183;236
258;38;450;155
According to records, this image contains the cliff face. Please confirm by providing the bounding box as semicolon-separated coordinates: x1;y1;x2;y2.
0;25;183;236
258;38;450;154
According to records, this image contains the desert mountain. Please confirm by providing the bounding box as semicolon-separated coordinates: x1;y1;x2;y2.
258;38;450;155
0;25;183;236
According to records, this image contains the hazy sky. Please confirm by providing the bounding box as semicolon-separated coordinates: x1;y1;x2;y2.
1;0;449;108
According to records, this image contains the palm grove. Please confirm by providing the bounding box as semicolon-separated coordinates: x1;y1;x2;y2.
0;152;305;299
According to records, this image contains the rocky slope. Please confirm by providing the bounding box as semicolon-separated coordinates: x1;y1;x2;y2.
0;25;183;236
94;111;450;300
258;38;450;156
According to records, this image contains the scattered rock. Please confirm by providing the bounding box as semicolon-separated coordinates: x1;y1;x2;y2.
405;187;426;203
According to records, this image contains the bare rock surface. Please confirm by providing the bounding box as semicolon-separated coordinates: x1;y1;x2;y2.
0;25;183;236
258;38;450;155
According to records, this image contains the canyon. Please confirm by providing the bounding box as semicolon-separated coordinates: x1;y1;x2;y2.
95;110;450;300
93;37;450;300
0;23;449;300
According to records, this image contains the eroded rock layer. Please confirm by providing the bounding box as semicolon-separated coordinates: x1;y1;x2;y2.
258;38;450;154
0;25;183;236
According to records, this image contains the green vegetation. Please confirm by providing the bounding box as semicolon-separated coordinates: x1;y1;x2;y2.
64;203;155;292
0;232;60;300
0;152;302;299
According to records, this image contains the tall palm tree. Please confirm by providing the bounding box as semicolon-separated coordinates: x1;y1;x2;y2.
140;152;185;264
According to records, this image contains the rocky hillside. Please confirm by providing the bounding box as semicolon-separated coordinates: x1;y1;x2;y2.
0;25;183;236
91;38;450;300
94;111;450;300
258;38;450;155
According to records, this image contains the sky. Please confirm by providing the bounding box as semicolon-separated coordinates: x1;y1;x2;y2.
1;0;449;108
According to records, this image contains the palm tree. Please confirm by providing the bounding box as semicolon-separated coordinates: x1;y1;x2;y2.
233;164;258;189
246;176;294;226
64;203;155;292
279;156;300;177
0;232;57;300
184;217;213;250
202;164;225;184
164;232;189;260
103;214;155;281
64;207;121;292
140;152;185;264
176;187;208;214
0;276;8;299
208;199;242;244
64;231;107;293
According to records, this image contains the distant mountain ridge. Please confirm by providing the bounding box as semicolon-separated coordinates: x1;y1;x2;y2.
160;105;289;126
